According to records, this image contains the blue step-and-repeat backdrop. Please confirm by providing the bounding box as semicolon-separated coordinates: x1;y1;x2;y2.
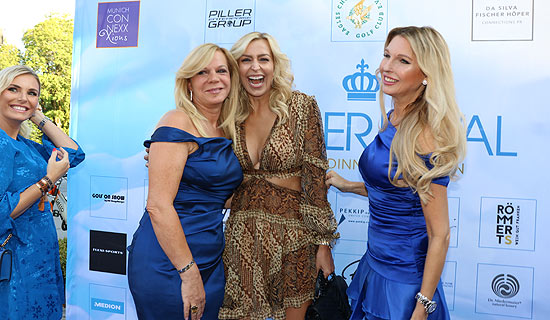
67;0;549;319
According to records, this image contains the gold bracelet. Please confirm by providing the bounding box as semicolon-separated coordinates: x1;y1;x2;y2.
318;239;334;249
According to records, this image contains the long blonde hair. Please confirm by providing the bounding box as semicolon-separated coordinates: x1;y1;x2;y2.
0;65;41;138
174;44;240;140
230;32;294;124
378;26;466;203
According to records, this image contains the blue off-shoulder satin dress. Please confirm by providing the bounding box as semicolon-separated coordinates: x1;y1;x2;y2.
348;112;451;320
128;127;243;320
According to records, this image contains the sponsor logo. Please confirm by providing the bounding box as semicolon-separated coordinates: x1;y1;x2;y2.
204;0;256;44
91;193;126;204
332;0;387;42
97;1;140;48
90;176;128;220
476;264;534;318
472;0;534;41
91;298;124;314
342;59;379;101
479;197;536;250
338;206;369;225
207;8;253;29
492;274;520;299
89;230;127;275
331;192;369;242
89;284;127;318
495;202;518;245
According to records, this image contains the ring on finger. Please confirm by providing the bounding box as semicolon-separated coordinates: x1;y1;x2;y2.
190;305;198;313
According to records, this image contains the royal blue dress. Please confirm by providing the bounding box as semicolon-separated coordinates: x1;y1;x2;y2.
127;127;243;320
0;128;85;320
348;113;450;320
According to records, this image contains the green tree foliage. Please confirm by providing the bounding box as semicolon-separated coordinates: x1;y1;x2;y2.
58;237;67;283
0;44;21;69
22;14;73;134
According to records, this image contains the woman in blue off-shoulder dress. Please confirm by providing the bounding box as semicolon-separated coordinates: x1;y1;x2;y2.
0;65;85;320
326;26;467;320
127;43;242;320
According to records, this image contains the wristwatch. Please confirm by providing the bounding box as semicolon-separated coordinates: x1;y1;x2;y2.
415;292;437;314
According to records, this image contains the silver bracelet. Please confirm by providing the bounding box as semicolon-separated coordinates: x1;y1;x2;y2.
177;260;195;274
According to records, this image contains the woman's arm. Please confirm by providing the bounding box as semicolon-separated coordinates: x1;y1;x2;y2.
300;95;338;277
411;183;450;320
10;148;70;219
325;170;368;197
145;110;205;319
29;110;78;149
146;140;196;266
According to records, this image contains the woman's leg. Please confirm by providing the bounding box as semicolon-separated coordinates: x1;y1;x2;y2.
285;300;312;320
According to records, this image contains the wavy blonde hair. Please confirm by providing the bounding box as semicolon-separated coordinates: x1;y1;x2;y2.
230;32;294;124
0;65;41;138
378;26;466;203
174;44;240;140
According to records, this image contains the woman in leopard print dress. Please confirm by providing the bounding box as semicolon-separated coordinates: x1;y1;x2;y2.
219;32;339;320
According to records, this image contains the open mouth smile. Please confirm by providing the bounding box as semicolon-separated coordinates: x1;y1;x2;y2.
248;75;265;88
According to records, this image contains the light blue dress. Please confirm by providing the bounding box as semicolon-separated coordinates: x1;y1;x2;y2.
0;128;85;319
348;112;450;319
128;127;243;320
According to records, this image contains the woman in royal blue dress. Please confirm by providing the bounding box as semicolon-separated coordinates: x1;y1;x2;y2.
326;26;467;319
0;65;85;319
127;44;243;320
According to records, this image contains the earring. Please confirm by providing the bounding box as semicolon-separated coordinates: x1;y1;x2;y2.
422;79;428;86
190;90;193;101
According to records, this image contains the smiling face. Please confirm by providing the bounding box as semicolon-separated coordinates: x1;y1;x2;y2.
379;35;426;107
188;50;231;108
237;39;274;101
0;74;40;125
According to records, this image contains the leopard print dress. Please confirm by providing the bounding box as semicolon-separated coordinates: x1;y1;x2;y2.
219;91;339;320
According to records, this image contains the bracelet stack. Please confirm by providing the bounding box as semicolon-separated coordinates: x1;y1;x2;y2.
35;176;54;195
177;259;195;274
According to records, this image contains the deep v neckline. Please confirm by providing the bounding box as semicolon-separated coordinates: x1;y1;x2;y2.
241;116;278;170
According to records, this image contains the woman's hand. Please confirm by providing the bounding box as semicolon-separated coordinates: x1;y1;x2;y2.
326;170;368;197
46;148;70;182
410;303;428;320
325;170;348;192
325;170;347;192
316;245;335;278
180;264;205;320
30;105;44;121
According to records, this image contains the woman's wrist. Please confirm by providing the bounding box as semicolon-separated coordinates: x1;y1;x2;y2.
29;111;53;131
317;239;334;249
37;116;52;131
35;176;54;195
177;259;195;278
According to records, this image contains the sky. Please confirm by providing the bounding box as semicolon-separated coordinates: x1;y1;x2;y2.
0;0;75;49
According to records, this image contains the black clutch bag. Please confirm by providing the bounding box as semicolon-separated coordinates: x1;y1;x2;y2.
305;270;352;320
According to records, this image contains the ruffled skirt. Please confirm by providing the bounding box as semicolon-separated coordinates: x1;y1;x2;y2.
347;253;450;320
